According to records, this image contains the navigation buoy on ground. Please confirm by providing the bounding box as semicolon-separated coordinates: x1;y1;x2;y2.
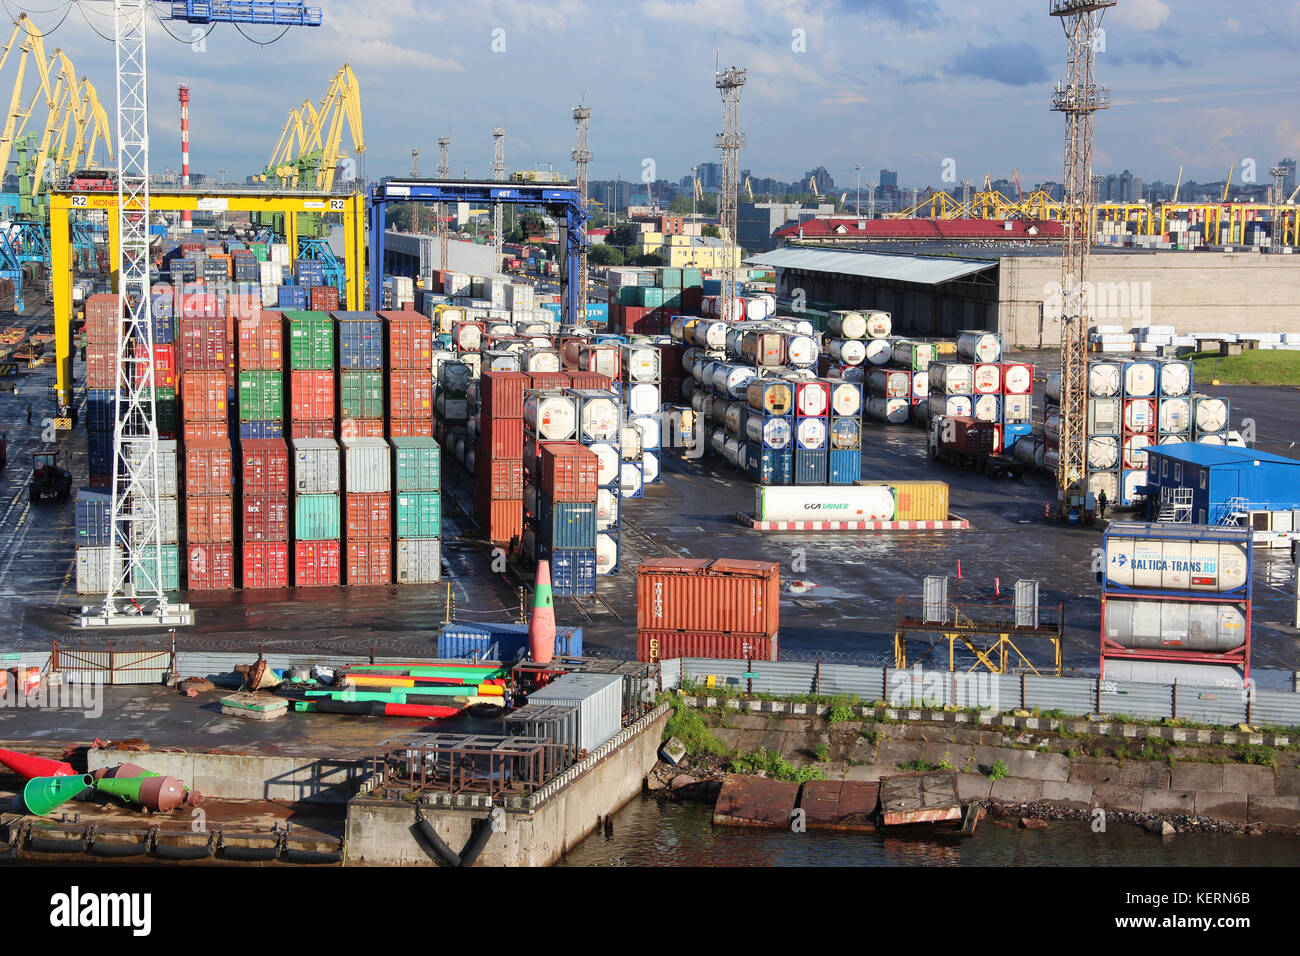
0;747;76;780
529;559;556;665
22;774;92;816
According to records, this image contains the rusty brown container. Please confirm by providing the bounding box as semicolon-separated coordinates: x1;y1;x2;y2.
636;630;779;663
184;495;235;544
184;440;234;497
636;558;780;637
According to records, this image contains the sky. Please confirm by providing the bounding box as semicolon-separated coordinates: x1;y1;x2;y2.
12;0;1300;190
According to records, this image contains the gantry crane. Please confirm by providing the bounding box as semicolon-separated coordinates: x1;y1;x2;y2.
79;0;322;629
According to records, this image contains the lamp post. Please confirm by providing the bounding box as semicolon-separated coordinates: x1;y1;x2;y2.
691;165;698;268
856;163;862;217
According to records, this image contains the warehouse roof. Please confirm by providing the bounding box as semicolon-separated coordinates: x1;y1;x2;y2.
744;247;997;285
1146;444;1300;468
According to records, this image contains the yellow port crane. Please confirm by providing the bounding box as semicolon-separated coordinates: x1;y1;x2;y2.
262;63;364;191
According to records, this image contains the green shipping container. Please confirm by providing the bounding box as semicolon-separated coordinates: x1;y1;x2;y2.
155;387;178;435
395;492;441;538
637;286;665;309
662;290;683;310
285;311;335;370
339;370;385;420
238;370;283;421
295;493;341;540
392;437;442;492
660;267;682;289
133;544;180;592
681;268;703;288
617;285;639;306
251;242;269;262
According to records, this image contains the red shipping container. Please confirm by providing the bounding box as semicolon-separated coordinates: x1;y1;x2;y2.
538;442;598;501
85;342;118;388
345;537;392;586
184;495;235;544
565;370;613;391
181;370;227;421
380;312;433;369
524;371;568;390
289;420;336;440
681;286;704;314
240;439;289;496
183;420;228;443
635;558;780;637
150;344;178;388
477;457;524;500
237;310;283;371
636;630;778;664
84;293;120;342
290;370;335;422
242;494;290;542
340;418;386;439
187;543;235;591
226;293;263;325
178;317;228;370
475;493;523;546
184;440;234;497
309;286;340;311
345;492;392;540
389;369;433;418
480;369;528;421
389;418;433;438
295;540;341;587
176;288;224;320
482;417;524;459
243;541;290;589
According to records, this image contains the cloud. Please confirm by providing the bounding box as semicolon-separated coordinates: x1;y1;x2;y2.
950;42;1050;87
1109;48;1191;69
1113;0;1171;31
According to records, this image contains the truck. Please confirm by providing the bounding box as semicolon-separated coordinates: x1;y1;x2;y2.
927;415;1024;479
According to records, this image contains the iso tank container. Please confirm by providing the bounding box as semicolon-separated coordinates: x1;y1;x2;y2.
635;558;779;638
754;485;897;522
956;330;1001;364
1104;597;1247;652
1103;522;1251;594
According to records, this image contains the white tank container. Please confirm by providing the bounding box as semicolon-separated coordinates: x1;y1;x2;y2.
956;331;1001;363
1123;361;1157;397
1087;469;1118;503
828;339;867;367
973;364;1002;394
795;417;827;450
868;368;911;398
1123;398;1155;432
483;351;519;372
1159;361;1192;397
521;348;560;373
1104;599;1247;651
1122;433;1151;469
460;352;482;379
928;395;972;419
1158;397;1191;434
620;424;644;460
827;310;867;340
619;461;644;497
623;345;662;383
587;441;620;486
783;334;818;368
630;414;661;450
863;339;893;366
1043;445;1060;474
1004;393;1032;424
1104;533;1250;592
1045;411;1061;444
712;363;757;400
973;394;1001;422
454;323;483;351
754;484;895;522
863;311;892;340
627;382;662;416
1193;395;1229;433
641;450;661;483
571;390;620;441
523;391;578;442
1197;433;1225;445
1002;363;1033;395
596;488;620;529
746;412;792;449
1121;469;1146;503
930;362;974;395
911;371;929;400
829;382;863;417
595;532;620;575
795;380;830;417
1088;361;1123;397
1087;435;1120;470
694;320;730;350
867;397;910;424
1013;436;1042;467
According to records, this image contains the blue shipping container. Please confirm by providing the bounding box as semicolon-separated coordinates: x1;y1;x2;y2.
75;489;112;547
552;549;598;596
278;286;309;310
794;447;828;485
238;420;284;440
1003;423;1032;452
436;622;583;661
537;500;598;551
86;390;116;432
88;430;112;474
336;317;384;370
828;448;861;484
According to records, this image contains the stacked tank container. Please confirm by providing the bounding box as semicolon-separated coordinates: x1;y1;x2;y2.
285;311;336;440
475;369;525;546
291;438;342;587
334;312;385;439
621;343;663;487
393;436;443;584
1191;394;1231;444
824;309;892;375
565;387;622;575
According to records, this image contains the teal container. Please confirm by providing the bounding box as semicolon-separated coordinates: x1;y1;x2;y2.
637;286;665;308
617;285;639;306
392;437;442;492
238;370;283;422
660;267;682;289
132;544;180;592
662;290;683;310
295;493;340;540
681;268;703;288
395;491;441;538
285;311;335;370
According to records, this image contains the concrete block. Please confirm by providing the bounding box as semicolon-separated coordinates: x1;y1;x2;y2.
1141;789;1196;814
1223;764;1275;796
1092;785;1144;812
1169;763;1225;792
997;749;1070;783
1040;781;1094;809
990;778;1043;803
1275;768;1300;797
877;740;925;767
1247;795;1300;831
1068;759;1121;787
1194;791;1249;823
921;742;974;769
956;773;992;802
842;763;894;782
1118;761;1170;790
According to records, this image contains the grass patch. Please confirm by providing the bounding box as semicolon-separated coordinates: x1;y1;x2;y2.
1239;744;1278;769
899;758;937;772
728;748;826;784
827;704;856;724
813;742;830;762
662;696;726;756
987;760;1009;782
1187;349;1300;387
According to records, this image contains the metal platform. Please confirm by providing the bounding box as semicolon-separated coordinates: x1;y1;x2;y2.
893;596;1065;676
77;601;194;628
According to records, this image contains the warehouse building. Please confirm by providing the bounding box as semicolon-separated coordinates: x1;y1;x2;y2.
747;245;1300;345
1143;444;1300;527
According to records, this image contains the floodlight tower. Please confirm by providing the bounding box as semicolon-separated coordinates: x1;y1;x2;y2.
714;65;747;322
1050;0;1115;520
1270;165;1287;252
572;102;592;318
492;127;506;272
437;136;450;269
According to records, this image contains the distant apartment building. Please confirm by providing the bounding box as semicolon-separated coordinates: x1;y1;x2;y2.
879;169;898;189
738;201;837;253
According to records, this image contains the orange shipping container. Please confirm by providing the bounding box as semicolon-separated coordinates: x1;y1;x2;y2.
636;630;779;664
475;493;523;546
635;558;780;637
184;495;235;543
381;312;434;369
389;369;433;418
187;543;235;591
184;439;234;497
290;370;335;422
182;420;228;443
345;492;392;540
181;370;227;421
346;537;392;586
85;342;117;388
289;420;336;440
389;418;432;439
340;418;385;439
237;310;283;371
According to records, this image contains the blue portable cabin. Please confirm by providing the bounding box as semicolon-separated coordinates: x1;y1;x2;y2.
1143;444;1300;524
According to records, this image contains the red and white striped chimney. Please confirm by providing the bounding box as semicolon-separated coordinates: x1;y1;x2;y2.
178;85;191;227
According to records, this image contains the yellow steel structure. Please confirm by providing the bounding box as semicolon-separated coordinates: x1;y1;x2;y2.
48;188;366;406
893;606;1064;677
262;63;363;190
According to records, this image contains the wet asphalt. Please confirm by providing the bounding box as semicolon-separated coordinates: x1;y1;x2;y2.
0;311;1295;684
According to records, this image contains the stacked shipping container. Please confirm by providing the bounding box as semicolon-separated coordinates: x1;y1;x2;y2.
475;369;526;547
635;558;780;662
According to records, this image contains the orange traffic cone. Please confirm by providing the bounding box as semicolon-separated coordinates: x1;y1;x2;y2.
528;559;557;665
0;747;76;781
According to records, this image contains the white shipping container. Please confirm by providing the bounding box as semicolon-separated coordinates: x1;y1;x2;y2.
131;496;180;546
527;673;624;753
131;440;179;497
754;484;895;522
76;546;121;594
342;437;392;494
291;438;341;494
395;538;442;584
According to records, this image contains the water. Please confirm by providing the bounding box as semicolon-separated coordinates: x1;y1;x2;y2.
559;796;1300;867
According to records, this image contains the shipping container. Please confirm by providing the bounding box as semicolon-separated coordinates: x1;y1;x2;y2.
75;546;121;594
890;481;951;521
184;495;235;544
382;312;434;369
242;494;290;542
480;457;524;499
551;548;597;596
291;438;340;494
289;370;335;422
391;436;442;492
395;537;442;584
341;437;392;494
237;311;283;371
436;621;582;659
480;369;528;421
338;370;384;421
239;439;289;496
635;558;779;636
289;420;336;440
335;314;384;369
295;493;341;540
238;370;283;422
346;537;392;586
184;440;234;497
178;317;228;370
345;492;392;540
477;495;523;545
390;369;433;419
75;489;113;548
395;491;442;538
243;541;290;589
286;311;335;369
536;500;598;551
525;672;622;753
637;630;778;664
181;371;228;422
481;417;524;459
538;442;599;501
134;544;182;593
294;539;341;588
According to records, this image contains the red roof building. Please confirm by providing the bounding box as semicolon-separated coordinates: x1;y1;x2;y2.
772;217;1064;243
